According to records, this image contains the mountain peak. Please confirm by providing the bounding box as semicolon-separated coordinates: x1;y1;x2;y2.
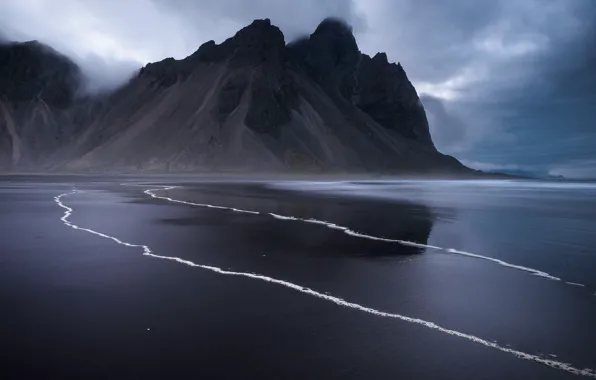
232;18;280;40
187;18;286;68
372;52;388;63
312;17;354;37
288;18;360;97
354;53;434;146
247;18;272;28
139;19;285;85
0;39;81;108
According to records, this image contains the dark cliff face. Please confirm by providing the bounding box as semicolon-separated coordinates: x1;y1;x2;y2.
288;18;360;99
0;41;84;169
287;18;433;147
139;19;286;85
0;41;81;108
138;19;298;138
137;18;434;146
221;19;297;136
354;53;434;147
207;18;286;67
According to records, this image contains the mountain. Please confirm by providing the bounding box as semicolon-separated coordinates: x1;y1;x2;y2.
0;40;84;168
0;18;471;175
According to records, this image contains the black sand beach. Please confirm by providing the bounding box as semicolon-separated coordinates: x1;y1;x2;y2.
1;176;595;379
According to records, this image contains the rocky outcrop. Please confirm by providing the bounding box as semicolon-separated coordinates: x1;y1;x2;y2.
0;40;81;108
353;53;434;147
0;40;83;168
0;19;470;175
139;19;286;87
0;101;21;165
287;18;433;147
244;64;299;137
217;72;249;123
210;19;286;67
288;18;360;99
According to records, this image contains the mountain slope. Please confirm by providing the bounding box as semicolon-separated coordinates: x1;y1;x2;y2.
0;19;470;175
0;40;85;169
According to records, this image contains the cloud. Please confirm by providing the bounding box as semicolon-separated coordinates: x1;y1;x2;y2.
548;159;596;179
73;54;141;94
0;0;364;93
420;95;470;154
355;0;594;101
151;0;366;42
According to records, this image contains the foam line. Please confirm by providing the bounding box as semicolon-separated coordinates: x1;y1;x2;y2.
143;186;571;285
55;189;596;378
566;282;586;287
446;249;561;281
143;186;259;214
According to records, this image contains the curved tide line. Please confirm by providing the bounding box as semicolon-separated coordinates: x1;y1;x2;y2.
56;189;596;378
57;189;596;377
143;186;567;283
566;282;586;287
142;185;259;215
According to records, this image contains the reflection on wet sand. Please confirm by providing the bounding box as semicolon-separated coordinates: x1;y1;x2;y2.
154;182;439;257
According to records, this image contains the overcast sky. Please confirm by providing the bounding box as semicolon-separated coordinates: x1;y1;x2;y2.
1;0;594;177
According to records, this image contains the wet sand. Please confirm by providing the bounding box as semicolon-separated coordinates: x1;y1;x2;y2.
1;177;595;379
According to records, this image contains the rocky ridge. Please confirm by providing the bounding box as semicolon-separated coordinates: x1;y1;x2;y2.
0;18;470;175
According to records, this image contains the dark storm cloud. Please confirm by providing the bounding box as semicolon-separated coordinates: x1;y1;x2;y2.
357;0;594;100
357;0;501;85
462;8;596;177
538;10;596;101
355;0;595;177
